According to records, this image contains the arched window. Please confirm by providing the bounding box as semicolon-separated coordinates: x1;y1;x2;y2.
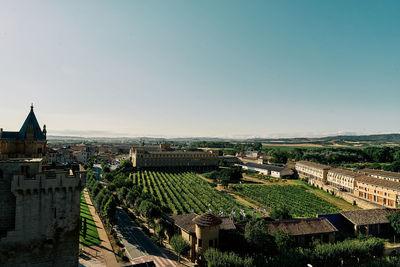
0;169;3;180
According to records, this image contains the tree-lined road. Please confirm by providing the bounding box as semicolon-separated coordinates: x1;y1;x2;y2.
114;208;176;266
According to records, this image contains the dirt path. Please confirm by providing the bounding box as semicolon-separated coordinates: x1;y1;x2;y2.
81;189;119;267
242;175;298;186
196;174;214;183
228;192;259;209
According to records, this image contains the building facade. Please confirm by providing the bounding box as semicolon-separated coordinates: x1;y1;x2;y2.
295;161;400;209
239;162;294;178
295;161;330;184
0;106;85;266
130;146;219;169
354;176;400;208
327;168;357;193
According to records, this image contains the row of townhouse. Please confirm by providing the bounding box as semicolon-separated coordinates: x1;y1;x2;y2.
295;161;400;208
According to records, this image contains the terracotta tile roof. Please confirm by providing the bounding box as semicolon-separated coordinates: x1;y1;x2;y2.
296;161;330;170
192;212;222;227
329;168;360;177
172;213;197;233
266;218;338;236
355;175;400;191
360;169;400;180
340;209;399;226
172;213;233;232
219;216;236;230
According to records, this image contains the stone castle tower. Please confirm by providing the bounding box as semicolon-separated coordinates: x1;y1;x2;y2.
0;106;85;266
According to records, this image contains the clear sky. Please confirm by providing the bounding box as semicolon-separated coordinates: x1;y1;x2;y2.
0;1;399;138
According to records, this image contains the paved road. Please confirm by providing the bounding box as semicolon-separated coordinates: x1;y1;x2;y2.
115;208;176;266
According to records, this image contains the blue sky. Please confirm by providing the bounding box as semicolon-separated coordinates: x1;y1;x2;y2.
0;1;399;138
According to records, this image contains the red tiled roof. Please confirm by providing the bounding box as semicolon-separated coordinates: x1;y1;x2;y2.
192;212;222;227
340;209;399;226
360;169;400;180
266;218;338;236
296;161;330;170
355;176;400;191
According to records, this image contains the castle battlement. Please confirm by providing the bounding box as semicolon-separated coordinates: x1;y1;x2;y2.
11;171;85;194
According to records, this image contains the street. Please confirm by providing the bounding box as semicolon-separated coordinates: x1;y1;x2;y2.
114;208;176;267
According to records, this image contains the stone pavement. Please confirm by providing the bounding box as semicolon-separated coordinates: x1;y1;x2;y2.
79;189;119;267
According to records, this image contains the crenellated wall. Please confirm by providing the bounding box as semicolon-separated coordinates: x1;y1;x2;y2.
0;167;85;266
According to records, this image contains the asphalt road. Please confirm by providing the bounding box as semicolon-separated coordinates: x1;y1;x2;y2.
115;208;176;266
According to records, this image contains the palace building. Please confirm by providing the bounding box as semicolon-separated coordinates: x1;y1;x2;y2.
0;106;85;267
130;145;219;169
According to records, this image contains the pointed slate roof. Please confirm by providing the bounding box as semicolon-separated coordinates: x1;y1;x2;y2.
1;105;46;141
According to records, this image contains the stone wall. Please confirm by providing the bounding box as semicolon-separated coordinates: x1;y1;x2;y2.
0;163;84;266
0;226;79;267
0;180;15;238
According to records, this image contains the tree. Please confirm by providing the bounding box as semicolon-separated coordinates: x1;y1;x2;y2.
268;150;288;164
244;218;274;252
138;200;161;220
269;206;293;220
126;191;136;207
102;196;117;225
387;211;400;235
170;235;190;263
117;186;129;202
273;230;293;251
154;222;165;245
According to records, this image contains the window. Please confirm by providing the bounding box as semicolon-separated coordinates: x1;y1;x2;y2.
21;166;29;177
0;169;3;180
38;148;43;154
198;239;202;247
209;240;213;247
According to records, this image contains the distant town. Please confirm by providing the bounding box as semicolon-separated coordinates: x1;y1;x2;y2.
2;107;400;266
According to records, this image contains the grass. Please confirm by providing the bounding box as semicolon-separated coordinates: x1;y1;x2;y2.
80;192;101;246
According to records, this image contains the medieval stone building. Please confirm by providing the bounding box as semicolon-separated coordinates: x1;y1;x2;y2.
0;106;85;266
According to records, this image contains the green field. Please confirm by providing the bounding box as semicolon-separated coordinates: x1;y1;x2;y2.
262;145;323;151
80;193;101;246
131;171;250;216
231;184;340;217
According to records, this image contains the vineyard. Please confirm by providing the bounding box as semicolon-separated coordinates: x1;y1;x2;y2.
130;171;250;216
231;185;340;217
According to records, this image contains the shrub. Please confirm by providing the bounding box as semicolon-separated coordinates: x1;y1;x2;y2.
204;248;254;267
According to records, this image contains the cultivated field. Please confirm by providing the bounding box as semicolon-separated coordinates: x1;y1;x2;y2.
131;171;250;216
231;184;340;217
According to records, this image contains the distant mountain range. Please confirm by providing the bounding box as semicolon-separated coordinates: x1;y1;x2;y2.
48;133;400;147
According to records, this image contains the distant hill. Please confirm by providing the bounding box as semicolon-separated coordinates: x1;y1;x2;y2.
48;133;400;147
252;134;400;147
